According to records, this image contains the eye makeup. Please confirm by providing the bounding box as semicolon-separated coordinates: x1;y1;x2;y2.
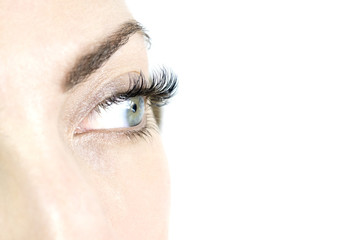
74;67;178;141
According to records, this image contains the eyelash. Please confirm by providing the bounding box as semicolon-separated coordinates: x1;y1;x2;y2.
94;67;178;141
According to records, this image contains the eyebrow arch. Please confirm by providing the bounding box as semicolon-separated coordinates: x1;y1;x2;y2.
64;20;150;91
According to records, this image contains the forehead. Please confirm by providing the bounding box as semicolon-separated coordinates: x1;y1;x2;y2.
0;0;131;49
0;0;134;87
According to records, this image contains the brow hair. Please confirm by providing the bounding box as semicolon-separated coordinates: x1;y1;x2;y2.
65;20;150;90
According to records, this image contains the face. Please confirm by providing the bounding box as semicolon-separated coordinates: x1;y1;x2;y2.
0;0;172;239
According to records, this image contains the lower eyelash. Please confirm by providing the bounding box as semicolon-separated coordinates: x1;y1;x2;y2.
123;110;159;142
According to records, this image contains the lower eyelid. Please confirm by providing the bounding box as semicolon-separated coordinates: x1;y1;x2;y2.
74;104;154;137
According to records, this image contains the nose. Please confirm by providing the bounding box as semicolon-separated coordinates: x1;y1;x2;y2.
0;133;116;239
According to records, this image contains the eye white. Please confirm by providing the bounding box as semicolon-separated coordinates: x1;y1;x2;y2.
77;96;145;132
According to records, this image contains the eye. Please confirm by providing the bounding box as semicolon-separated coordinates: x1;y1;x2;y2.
76;96;145;133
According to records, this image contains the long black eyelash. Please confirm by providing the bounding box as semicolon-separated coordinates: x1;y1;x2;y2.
98;67;178;110
124;67;178;106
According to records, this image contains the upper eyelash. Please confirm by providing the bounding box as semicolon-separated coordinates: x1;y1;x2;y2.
98;67;178;110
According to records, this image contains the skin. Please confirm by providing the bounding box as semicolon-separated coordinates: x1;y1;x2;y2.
0;0;170;239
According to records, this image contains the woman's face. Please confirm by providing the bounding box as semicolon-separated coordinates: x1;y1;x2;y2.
0;0;170;239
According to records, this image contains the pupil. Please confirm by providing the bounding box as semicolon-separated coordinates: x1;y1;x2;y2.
131;103;137;113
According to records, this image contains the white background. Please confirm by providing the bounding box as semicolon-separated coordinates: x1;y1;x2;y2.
127;1;360;239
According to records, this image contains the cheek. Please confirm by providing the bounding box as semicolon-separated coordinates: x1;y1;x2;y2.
74;135;170;238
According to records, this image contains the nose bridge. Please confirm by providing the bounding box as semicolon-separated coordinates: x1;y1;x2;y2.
0;133;116;239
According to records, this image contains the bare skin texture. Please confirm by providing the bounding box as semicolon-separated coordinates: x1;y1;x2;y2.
0;0;170;239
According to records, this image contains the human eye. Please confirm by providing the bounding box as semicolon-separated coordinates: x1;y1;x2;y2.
75;68;178;139
76;96;145;131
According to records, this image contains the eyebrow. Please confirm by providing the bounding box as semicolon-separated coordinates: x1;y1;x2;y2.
64;20;150;91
